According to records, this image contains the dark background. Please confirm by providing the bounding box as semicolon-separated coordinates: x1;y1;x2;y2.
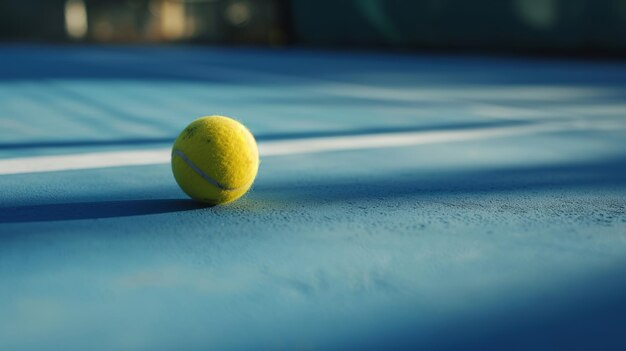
1;0;625;56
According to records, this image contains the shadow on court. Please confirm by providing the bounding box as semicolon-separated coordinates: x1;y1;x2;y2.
2;155;625;223
256;155;626;202
0;199;208;223
0;119;530;150
2;46;626;87
358;266;626;351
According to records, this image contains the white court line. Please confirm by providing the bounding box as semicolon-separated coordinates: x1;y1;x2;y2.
0;120;622;175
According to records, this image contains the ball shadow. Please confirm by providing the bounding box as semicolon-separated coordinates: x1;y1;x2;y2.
0;199;209;223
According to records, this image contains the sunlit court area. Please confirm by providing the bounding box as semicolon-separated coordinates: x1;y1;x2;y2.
1;1;626;350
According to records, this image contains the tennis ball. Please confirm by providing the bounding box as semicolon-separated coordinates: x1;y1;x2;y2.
171;115;259;205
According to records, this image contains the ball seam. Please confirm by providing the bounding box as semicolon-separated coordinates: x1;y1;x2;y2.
172;149;236;191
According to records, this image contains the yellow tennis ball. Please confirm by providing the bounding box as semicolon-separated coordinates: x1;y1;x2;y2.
171;115;259;205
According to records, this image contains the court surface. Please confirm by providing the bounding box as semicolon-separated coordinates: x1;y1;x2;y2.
1;45;626;350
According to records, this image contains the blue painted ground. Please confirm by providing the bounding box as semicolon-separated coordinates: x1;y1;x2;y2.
1;45;626;350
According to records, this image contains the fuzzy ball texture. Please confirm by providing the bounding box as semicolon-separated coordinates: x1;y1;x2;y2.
171;116;259;205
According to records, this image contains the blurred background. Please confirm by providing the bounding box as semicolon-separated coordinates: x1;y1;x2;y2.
1;0;626;56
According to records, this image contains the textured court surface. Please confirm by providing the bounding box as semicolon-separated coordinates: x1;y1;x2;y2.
1;45;626;350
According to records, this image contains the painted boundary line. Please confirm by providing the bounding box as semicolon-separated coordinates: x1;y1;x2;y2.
0;120;621;175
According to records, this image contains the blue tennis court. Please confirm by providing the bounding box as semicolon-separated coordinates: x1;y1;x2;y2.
1;44;625;350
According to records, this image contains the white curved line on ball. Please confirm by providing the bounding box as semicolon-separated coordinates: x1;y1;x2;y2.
172;149;235;191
